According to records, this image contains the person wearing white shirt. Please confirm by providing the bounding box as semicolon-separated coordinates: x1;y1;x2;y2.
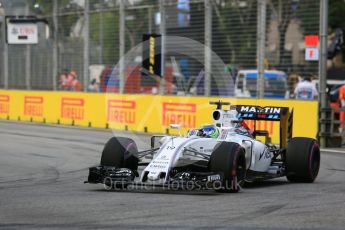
294;77;318;100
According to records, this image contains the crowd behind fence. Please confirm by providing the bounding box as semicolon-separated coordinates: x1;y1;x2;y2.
0;0;321;99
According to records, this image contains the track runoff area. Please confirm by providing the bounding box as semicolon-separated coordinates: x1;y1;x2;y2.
0;120;345;230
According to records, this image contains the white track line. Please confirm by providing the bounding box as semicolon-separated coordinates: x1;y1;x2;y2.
321;148;345;154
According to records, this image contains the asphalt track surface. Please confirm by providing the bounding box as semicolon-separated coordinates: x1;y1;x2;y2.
1;121;345;230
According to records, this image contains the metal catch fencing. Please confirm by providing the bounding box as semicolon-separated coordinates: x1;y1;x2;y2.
0;0;321;99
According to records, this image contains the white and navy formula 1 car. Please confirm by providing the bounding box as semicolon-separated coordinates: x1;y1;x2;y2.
86;101;320;192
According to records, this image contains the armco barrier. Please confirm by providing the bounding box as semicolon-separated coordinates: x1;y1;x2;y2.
0;90;318;144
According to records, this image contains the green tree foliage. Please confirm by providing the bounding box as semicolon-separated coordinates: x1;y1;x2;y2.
269;0;293;66
329;0;345;61
90;11;119;64
329;0;345;30
297;0;345;34
296;0;319;35
124;7;151;52
33;0;81;37
213;1;258;67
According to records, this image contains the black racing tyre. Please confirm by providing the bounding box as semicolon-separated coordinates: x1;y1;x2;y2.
209;142;246;193
286;137;320;183
100;137;138;171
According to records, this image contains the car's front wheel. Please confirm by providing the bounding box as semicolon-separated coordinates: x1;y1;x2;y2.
100;137;139;170
100;137;139;189
209;142;246;193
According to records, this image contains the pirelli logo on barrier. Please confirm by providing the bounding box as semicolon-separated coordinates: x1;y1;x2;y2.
61;98;84;120
24;96;43;117
0;95;10;114
162;102;196;128
107;100;136;124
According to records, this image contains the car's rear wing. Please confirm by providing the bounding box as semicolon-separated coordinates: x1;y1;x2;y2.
232;105;293;148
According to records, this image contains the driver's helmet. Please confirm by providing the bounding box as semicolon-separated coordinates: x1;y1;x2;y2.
197;125;220;138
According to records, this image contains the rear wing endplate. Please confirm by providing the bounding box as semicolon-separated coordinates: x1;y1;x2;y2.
232;105;293;148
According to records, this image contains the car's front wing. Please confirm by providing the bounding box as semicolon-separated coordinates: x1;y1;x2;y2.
85;166;223;190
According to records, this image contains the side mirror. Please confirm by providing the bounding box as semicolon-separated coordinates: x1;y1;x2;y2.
170;124;181;136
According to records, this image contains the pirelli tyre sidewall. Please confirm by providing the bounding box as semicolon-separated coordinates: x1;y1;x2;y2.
100;137;139;171
286;137;320;183
209;142;246;193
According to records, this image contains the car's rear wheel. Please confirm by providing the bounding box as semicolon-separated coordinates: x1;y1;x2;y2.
209;142;246;193
286;137;320;183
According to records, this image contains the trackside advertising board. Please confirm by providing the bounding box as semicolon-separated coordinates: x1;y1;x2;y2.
0;90;318;144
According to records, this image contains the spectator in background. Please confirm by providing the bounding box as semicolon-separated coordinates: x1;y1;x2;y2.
67;70;76;84
338;84;345;134
294;76;318;100
287;74;300;98
69;70;81;91
59;71;70;90
87;78;99;92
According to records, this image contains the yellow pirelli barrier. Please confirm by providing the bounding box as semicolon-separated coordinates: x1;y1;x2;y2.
0;90;318;144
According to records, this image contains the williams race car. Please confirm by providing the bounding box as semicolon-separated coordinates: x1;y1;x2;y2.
86;101;320;192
